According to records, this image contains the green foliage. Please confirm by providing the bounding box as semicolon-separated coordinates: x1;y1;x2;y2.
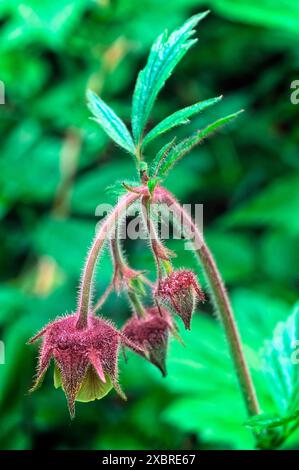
230;304;299;447
87;91;136;155
156;110;243;178
212;0;299;33
159;287;298;449
154;290;296;450
159;313;255;449
131;12;209;144
149;139;176;177
261;305;299;431
1;0;299;451
222;174;299;235
246;411;299;433
142;95;222;148
87;13;240;177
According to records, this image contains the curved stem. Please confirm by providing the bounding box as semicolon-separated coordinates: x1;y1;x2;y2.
76;191;141;329
141;195;172;279
92;279;114;314
158;187;260;418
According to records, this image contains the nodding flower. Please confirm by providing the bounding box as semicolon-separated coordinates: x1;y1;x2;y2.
28;313;139;418
122;307;173;377
154;270;205;330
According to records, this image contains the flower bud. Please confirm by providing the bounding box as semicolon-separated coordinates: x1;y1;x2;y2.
113;264;144;293
122;307;172;377
29;314;132;418
155;269;205;330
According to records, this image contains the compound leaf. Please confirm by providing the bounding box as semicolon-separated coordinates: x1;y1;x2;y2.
87;90;135;155
131;12;209;145
142;95;222;148
261;303;299;416
245;411;299;433
158;110;243;178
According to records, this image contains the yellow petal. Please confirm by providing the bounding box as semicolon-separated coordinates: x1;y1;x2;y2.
53;365;113;403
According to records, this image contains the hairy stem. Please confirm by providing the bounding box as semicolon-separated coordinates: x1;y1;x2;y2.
128;291;146;318
158;187;260;418
141;195;172;279
76;191;141;329
92;279;114;314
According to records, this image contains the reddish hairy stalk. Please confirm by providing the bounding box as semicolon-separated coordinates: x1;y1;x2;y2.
141;195;172;279
128;290;147;318
77;190;143;329
155;186;260;418
92;279;114;314
109;228;147;317
110;234;143;291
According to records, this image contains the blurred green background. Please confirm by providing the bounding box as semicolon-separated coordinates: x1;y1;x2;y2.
0;0;299;450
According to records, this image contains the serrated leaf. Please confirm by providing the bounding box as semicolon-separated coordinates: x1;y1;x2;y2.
245;411;299;432
131;12;209;144
261;303;299;436
158;110;243;177
143;292;296;450
212;0;299;34
87;90;135;155
142;95;222;148
150;138;176;178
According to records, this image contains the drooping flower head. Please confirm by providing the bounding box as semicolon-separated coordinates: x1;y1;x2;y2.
29;313;136;418
155;269;205;330
122;307;173;376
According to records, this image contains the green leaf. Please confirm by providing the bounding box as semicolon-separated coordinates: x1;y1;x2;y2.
158;314;256;449
213;0;299;34
142;95;222;148
0;286;27;326
138;290;297;450
70;161;134;214
131;12;209;144
158;110;243;177
206;231;256;284
149;138;176;177
0;0;87;49
87;90;135;155
261;303;299;416
221;173;299;235
245;411;299;433
232;289;290;352
0;120;61;209
33;217;97;277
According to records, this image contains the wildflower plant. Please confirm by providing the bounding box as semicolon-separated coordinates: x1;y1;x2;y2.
29;11;299;449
